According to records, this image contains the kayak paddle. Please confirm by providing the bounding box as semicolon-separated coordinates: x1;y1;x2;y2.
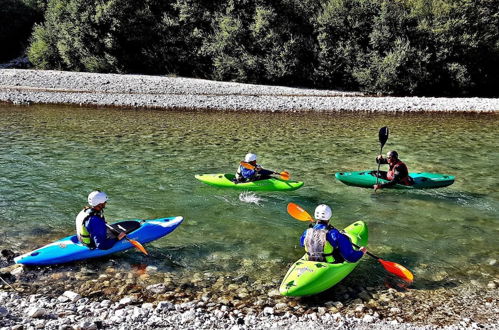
106;223;149;255
350;242;414;283
287;202;414;283
376;126;389;186
239;161;290;180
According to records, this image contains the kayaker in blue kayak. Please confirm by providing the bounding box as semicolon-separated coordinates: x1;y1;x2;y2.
235;153;274;183
300;204;366;263
75;191;125;250
373;150;414;191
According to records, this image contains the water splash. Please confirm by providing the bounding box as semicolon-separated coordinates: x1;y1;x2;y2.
239;192;265;206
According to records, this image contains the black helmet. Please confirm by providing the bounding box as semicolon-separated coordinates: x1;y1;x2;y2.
386;150;398;159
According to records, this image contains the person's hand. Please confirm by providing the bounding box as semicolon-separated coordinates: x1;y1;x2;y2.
376;155;383;161
373;184;382;191
360;246;367;254
117;232;126;240
255;165;262;171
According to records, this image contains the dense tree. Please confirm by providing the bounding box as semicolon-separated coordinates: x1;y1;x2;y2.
0;0;45;62
19;0;499;95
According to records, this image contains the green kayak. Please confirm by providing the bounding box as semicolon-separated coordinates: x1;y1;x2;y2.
195;173;304;191
280;221;368;297
335;171;455;189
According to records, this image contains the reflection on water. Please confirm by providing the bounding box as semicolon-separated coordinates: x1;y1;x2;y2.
0;104;497;287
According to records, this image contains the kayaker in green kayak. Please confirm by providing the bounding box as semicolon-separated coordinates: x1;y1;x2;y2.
235;153;275;183
373;151;414;191
300;204;366;263
75;191;125;250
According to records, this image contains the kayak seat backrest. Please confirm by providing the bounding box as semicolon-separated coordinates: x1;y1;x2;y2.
110;221;141;234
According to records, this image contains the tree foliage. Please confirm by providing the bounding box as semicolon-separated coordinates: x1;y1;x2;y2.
14;0;499;95
0;0;45;62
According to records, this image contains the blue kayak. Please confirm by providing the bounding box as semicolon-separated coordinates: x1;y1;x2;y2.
14;216;183;265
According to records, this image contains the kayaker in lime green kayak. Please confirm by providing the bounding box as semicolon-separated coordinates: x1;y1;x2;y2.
373;150;414;191
75;191;125;250
235;153;276;183
300;204;366;263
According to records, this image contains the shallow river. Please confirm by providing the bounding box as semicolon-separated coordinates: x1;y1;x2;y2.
0;104;497;290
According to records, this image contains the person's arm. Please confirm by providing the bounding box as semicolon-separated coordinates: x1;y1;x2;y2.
378;165;408;188
331;230;364;262
86;216;117;250
376;156;388;164
299;229;307;247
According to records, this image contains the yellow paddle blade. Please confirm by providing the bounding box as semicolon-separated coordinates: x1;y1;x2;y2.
128;238;148;255
287;202;314;222
280;171;290;180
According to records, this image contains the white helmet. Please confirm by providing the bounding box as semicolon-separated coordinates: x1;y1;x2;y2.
244;153;257;162
315;204;332;221
88;191;108;207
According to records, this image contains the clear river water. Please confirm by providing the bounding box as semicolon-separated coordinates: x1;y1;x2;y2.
0;104;497;291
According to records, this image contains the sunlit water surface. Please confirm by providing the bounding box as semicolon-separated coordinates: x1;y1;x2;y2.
0;104;497;290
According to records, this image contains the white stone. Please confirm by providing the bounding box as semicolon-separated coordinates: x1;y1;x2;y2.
26;307;46;318
10;267;24;276
100;300;112;308
362;314;375;323
118;297;133;306
146;283;167;294
263;307;274;315
181;309;196;322
77;321;97;330
63;291;81;302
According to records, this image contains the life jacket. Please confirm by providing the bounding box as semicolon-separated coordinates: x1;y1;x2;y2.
235;164;246;181
304;227;335;263
75;207;102;247
387;160;413;186
235;164;257;182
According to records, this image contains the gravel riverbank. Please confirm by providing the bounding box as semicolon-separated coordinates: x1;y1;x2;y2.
1;251;498;329
1;69;498;112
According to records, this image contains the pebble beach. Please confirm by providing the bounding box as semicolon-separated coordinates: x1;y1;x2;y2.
1;68;498;329
1;69;498;112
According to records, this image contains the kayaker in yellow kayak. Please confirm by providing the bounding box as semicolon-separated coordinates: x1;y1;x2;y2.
300;204;366;263
235;153;275;183
75;191;125;249
373;150;414;191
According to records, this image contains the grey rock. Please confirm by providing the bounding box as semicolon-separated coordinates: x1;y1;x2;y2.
0;306;9;317
146;283;167;294
156;301;174;311
26;307;46;318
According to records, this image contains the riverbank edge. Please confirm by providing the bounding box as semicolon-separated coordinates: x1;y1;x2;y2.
1;69;498;113
1;251;498;330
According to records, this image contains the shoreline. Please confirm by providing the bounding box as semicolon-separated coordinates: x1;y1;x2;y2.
1;251;498;329
1;69;498;113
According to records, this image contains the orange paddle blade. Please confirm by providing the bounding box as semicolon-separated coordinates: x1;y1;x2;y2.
378;258;414;282
280;171;290;180
129;239;148;255
240;161;255;170
287;203;314;222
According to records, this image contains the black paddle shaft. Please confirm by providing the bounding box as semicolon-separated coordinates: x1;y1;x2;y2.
351;241;380;260
376;127;389;186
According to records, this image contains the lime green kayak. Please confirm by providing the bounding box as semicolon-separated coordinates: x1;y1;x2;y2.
335;171;455;189
279;221;368;297
195;173;304;191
